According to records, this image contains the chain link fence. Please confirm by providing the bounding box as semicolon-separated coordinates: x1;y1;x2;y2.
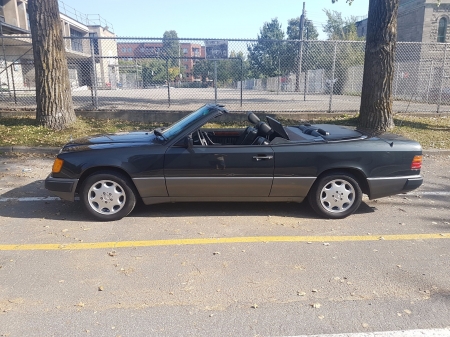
0;35;450;113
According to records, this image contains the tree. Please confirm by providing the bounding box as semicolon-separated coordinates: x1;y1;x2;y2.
162;30;180;68
323;9;361;41
193;60;213;84
229;51;249;84
247;19;287;78
287;18;319;41
357;0;399;133
139;59;166;87
331;0;400;133
28;0;76;130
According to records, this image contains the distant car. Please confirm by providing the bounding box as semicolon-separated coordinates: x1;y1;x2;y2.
45;104;423;221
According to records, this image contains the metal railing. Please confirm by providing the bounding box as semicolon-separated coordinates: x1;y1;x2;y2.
0;35;449;114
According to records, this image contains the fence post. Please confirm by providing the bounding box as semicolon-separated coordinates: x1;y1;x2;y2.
303;41;308;101
10;65;16;104
240;58;243;107
166;59;171;107
90;40;98;110
351;68;355;92
437;44;447;113
303;69;308;101
214;60;217;104
328;42;337;113
426;60;433;103
394;63;399;97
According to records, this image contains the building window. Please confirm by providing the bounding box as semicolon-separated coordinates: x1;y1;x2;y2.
438;17;447;43
70;28;84;52
89;32;99;54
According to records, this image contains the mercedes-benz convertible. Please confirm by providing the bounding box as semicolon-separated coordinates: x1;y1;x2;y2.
45;104;423;221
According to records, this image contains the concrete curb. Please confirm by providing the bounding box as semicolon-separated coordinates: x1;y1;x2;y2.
0;146;449;156
0;146;60;155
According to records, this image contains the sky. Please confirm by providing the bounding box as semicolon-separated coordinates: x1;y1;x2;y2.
58;0;369;40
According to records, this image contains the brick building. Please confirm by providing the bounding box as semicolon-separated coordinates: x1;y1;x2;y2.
117;42;206;82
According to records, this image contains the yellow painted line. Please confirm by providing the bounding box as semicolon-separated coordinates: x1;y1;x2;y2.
0;233;449;251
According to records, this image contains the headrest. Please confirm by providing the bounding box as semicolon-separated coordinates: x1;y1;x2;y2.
247;112;260;124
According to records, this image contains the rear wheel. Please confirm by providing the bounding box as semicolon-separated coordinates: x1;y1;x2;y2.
80;171;136;221
308;173;362;219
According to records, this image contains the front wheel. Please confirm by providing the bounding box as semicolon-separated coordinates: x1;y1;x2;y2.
80;171;136;221
308;173;362;219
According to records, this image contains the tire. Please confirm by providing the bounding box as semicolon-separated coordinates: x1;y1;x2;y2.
80;171;137;221
308;172;362;219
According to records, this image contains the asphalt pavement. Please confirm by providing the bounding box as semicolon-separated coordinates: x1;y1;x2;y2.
0;152;449;337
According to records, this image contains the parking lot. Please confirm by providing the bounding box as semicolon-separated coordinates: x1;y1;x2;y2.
0;153;449;336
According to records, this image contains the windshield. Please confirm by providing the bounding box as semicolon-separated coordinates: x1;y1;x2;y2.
161;105;218;141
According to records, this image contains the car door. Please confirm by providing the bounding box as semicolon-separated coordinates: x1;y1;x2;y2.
269;143;318;198
164;144;274;197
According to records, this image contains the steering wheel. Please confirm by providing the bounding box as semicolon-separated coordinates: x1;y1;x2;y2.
196;130;208;146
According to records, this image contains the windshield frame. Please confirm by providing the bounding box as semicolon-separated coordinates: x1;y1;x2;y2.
161;104;223;142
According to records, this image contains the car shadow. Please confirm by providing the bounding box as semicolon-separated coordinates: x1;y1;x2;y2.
131;199;376;219
0;181;376;221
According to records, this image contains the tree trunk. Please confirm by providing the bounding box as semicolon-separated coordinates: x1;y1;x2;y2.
28;0;76;130
358;0;399;134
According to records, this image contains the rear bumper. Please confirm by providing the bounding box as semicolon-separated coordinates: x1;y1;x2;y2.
44;175;79;201
367;175;423;200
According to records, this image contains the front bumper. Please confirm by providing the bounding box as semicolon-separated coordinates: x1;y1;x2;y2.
44;175;79;201
367;175;423;200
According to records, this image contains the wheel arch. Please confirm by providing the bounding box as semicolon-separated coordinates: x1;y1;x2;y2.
76;166;139;196
311;167;370;196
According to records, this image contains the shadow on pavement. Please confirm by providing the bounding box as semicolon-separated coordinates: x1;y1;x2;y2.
0;182;377;221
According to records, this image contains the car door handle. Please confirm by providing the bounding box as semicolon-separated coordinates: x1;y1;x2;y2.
253;155;273;161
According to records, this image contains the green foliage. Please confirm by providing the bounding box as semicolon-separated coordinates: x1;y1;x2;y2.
323;9;362;41
247;19;288;78
140;59;167;86
248;17;321;78
192;52;248;86
287;18;319;41
162;30;181;67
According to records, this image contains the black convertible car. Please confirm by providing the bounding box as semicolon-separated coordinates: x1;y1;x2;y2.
45;104;423;221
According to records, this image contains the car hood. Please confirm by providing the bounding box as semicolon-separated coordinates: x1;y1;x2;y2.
61;131;161;152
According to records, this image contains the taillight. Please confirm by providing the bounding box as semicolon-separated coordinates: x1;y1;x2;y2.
52;158;64;173
411;155;422;170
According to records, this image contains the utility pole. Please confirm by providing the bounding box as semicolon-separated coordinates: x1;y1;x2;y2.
295;2;305;92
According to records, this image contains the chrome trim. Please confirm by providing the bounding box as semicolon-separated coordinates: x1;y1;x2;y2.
253;155;273;161
367;175;421;181
165;177;270;180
